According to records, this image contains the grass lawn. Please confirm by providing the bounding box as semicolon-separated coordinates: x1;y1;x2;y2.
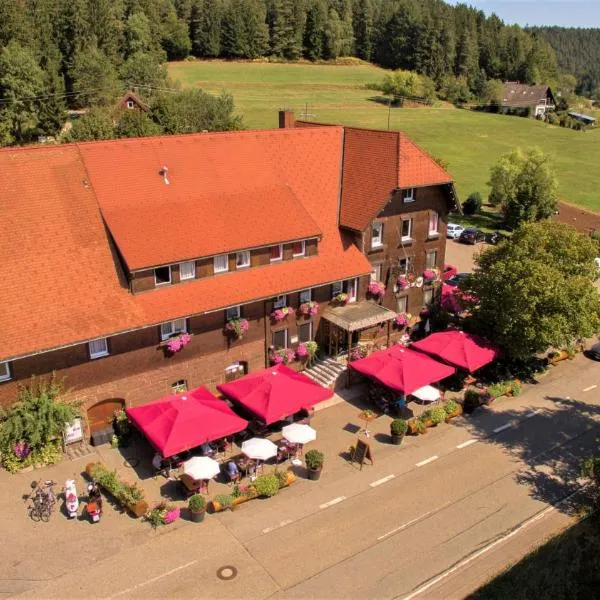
168;60;600;212
473;518;600;600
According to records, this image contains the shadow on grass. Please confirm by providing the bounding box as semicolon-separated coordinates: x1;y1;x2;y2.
449;208;504;233
471;516;600;600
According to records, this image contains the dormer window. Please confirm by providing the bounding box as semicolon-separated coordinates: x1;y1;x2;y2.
214;254;229;273
371;223;383;248
0;361;11;382
270;244;283;262
274;295;287;309
299;288;312;303
89;338;109;359
236;251;250;269
160;318;187;341
293;240;305;257
179;261;196;280
402;188;415;203
154;265;171;286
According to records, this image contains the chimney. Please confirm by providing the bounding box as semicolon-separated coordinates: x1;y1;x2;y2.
279;110;296;129
159;165;170;185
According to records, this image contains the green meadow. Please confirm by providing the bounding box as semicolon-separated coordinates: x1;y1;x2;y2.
169;60;600;211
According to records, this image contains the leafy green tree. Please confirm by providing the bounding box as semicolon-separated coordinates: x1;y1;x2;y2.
0;41;45;145
303;0;326;60
66;107;114;141
352;0;373;61
221;0;250;57
37;61;67;137
151;88;242;133
161;5;192;60
121;52;168;91
270;0;304;59
124;11;154;57
462;192;482;215
115;110;162;138
488;147;559;227
69;46;121;107
190;0;222;57
468;222;600;359
324;8;343;59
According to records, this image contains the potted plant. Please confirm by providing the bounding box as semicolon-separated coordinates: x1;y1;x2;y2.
367;281;386;300
334;292;349;305
390;419;407;445
271;306;294;322
188;494;206;523
443;399;462;421
298;301;319;317
305;449;324;481
396;276;410;291
423;269;437;284
253;474;280;498
269;348;296;365
166;332;192;354
224;318;249;340
429;406;447;426
393;314;410;329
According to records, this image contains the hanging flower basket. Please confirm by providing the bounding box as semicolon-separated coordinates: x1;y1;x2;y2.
393;313;411;329
423;269;437;284
349;345;368;362
271;306;295;322
396;276;410;291
334;292;349;305
224;318;249;340
296;341;318;362
269;348;296;365
368;281;386;299
299;301;319;317
166;332;192;354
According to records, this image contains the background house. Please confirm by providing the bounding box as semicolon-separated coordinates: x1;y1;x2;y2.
500;82;556;117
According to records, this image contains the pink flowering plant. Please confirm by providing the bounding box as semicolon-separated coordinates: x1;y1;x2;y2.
299;301;319;316
166;332;192;354
394;313;411;329
224;318;249;340
271;306;294;322
145;502;180;528
296;341;318;362
349;345;368;362
396;276;410;290
269;348;296;365
423;269;437;283
368;281;386;299
164;507;180;524
13;441;31;459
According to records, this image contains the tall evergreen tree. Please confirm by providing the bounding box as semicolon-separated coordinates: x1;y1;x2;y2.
352;0;372;61
191;0;222;57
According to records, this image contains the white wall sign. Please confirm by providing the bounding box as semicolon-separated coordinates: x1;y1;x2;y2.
64;418;84;445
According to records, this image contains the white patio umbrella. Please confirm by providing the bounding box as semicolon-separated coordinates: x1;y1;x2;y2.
241;438;278;461
183;456;221;480
282;423;317;445
411;385;441;403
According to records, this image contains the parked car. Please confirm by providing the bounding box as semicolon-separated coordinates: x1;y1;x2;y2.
443;264;457;281
486;231;509;245
586;343;600;361
447;223;465;239
445;273;470;287
459;228;486;244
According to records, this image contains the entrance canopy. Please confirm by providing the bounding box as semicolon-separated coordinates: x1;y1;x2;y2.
126;387;248;458
349;345;455;395
411;330;500;373
217;364;333;425
322;301;397;332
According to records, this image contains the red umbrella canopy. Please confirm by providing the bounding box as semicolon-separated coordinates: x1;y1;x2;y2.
216;364;333;425
411;330;500;373
349;346;455;395
126;387;248;458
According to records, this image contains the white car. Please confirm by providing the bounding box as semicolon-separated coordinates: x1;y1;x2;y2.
447;223;465;239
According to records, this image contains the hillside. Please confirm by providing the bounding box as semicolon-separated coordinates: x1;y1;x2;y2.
169;60;600;212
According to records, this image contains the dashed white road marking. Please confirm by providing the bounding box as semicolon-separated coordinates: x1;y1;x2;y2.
262;519;293;534
493;423;512;433
370;474;396;487
416;455;438;467
456;439;478;449
526;409;541;419
583;384;597;392
377;510;435;541
319;496;346;509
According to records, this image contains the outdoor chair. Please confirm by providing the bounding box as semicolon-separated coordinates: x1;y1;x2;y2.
178;473;203;498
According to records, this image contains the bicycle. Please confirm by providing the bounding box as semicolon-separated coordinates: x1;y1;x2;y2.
27;480;56;523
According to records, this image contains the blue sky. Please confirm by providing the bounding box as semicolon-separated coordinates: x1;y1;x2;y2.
445;1;600;27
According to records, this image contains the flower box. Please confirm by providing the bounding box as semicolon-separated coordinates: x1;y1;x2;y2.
224;318;249;340
334;293;349;305
423;269;438;284
270;348;296;365
368;281;386;299
164;332;192;354
298;301;318;317
393;313;411;329
271;307;295;322
396;276;410;291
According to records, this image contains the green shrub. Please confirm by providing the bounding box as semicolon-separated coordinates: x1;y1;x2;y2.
488;382;509;399
390;419;408;436
443;400;460;415
253;474;280;498
510;380;521;396
276;470;289;489
305;449;324;470
214;494;233;509
145;506;166;529
188;494;206;512
413;419;427;434
87;462;144;508
462;192;482;215
421;409;433;422
429;406;447;425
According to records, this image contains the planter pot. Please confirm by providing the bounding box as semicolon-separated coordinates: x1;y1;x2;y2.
444;407;463;422
391;433;404;445
131;500;149;518
307;467;322;481
190;509;205;523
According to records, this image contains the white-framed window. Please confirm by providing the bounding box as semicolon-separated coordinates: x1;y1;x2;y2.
371;222;384;248
89;337;109;359
396;295;408;313
426;249;438;269
154;265;171;286
274;295;287;309
0;361;11;382
299;289;312;303
401;219;413;242
272;328;288;348
399;257;412;274
424;288;434;305
126;100;135;109
179;261;196;280
214;254;229;273
403;188;415;203
370;264;382;282
225;305;241;321
270;244;283;262
298;321;312;343
225;362;246;382
428;212;439;235
346;278;358;303
172;379;188;393
160;318;187;341
236;251;250;269
331;281;343;298
292;240;306;257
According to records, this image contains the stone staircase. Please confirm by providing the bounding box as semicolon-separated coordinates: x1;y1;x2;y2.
65;442;96;461
303;357;347;389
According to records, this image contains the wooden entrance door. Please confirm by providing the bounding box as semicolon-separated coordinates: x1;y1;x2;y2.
87;399;125;434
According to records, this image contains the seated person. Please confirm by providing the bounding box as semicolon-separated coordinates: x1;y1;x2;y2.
200;442;215;456
227;460;240;484
152;452;169;478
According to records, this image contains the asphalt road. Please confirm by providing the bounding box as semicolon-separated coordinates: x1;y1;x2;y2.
14;354;600;600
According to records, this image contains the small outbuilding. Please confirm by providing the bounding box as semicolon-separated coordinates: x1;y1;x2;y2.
567;111;596;126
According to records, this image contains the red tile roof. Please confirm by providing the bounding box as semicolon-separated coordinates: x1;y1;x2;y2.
0;128;371;361
331;126;454;232
78;136;322;270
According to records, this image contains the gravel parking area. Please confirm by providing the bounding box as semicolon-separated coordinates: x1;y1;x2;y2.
445;237;483;273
